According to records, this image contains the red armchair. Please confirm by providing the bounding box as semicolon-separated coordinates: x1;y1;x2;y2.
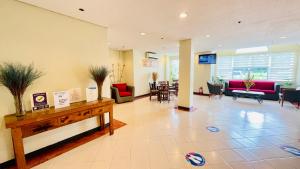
111;83;135;103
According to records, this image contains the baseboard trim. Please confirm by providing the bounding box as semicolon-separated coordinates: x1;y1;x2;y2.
134;93;150;100
193;92;209;96
0;120;126;169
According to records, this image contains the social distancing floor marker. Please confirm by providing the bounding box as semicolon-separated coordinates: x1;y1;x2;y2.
185;152;205;166
280;145;300;156
206;126;220;132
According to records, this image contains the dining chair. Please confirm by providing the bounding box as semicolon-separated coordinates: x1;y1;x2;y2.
149;82;159;100
158;83;170;103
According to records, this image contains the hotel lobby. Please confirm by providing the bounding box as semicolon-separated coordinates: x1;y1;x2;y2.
0;0;300;169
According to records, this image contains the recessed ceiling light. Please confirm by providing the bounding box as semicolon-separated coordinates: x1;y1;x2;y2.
140;32;146;36
179;12;188;18
205;34;211;38
78;8;85;11
280;36;288;39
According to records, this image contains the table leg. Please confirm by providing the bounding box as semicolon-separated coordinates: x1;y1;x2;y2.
11;128;27;169
257;97;263;104
99;114;105;130
233;94;238;100
109;107;114;135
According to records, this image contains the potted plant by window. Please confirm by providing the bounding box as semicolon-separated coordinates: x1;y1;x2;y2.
0;63;43;116
89;66;109;100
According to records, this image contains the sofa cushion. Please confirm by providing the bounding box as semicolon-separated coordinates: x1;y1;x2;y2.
229;80;246;88
252;81;275;90
112;83;127;92
227;88;246;91
119;91;132;97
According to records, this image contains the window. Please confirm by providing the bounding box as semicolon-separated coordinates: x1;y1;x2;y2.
170;59;179;80
216;53;296;82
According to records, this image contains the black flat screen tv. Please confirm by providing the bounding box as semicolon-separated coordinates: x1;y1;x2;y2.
199;54;217;64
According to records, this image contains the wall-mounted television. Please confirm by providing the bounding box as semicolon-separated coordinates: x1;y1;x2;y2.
199;54;217;64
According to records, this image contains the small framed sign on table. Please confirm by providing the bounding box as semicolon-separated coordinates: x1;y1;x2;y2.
53;91;70;109
31;92;50;111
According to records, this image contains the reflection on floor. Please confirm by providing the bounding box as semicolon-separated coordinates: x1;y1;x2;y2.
33;96;300;169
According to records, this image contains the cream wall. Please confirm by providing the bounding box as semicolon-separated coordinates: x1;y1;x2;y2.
109;49;126;83
193;52;214;94
123;50;134;86
0;0;110;163
109;49;125;67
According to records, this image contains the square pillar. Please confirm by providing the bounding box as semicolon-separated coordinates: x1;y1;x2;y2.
178;39;194;109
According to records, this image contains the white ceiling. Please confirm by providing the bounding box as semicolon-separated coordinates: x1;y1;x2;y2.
19;0;300;54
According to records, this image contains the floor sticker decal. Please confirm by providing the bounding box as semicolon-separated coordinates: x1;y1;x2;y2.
185;152;205;166
280;145;300;156
206;126;220;132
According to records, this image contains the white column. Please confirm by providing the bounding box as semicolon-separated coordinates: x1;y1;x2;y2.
178;39;194;109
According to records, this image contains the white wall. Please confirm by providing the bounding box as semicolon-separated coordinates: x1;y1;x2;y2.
133;50;165;96
0;0;110;163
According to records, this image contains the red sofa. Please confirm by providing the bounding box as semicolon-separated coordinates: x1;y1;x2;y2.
225;80;280;100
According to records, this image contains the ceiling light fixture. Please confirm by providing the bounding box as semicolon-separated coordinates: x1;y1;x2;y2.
280;36;288;39
179;12;188;18
205;34;211;38
140;32;146;36
236;46;268;54
218;44;222;47
78;8;85;11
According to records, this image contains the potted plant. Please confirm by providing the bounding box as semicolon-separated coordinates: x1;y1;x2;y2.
212;76;225;88
0;63;43;116
152;72;158;86
244;72;255;91
89;66;109;100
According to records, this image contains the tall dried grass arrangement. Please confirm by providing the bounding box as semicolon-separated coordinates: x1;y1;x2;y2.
89;66;109;100
0;63;43;116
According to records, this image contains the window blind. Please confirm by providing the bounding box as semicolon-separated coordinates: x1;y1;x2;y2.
216;52;296;81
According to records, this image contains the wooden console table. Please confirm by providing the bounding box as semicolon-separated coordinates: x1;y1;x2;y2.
4;98;114;169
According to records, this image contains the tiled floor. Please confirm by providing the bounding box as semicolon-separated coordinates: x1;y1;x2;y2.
33;96;300;169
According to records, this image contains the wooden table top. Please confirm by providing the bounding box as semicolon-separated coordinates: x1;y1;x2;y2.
4;98;115;129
